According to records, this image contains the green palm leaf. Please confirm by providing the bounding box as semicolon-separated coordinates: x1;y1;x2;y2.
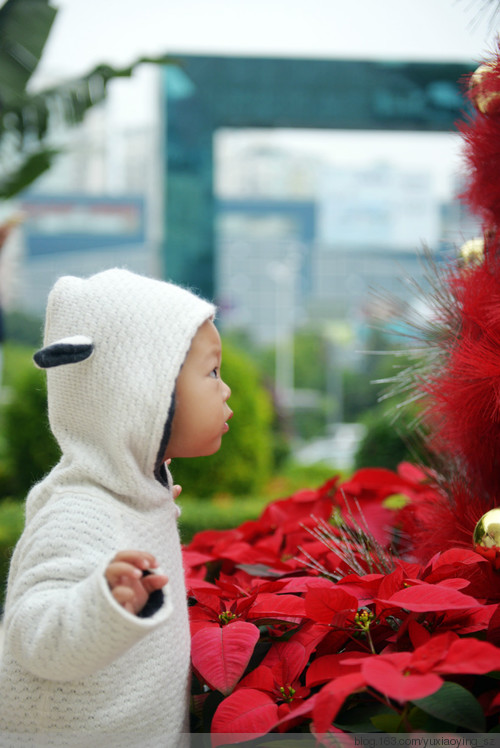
0;0;177;199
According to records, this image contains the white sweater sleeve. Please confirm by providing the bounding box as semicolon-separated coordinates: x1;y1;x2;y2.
4;494;173;682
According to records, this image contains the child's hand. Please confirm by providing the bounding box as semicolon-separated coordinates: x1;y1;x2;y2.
165;458;182;499
105;551;168;616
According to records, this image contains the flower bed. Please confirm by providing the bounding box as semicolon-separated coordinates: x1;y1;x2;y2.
184;465;500;742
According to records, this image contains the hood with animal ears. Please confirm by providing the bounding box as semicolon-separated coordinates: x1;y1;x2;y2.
27;269;215;519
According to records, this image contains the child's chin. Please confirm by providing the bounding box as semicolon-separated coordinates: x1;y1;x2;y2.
190;441;222;458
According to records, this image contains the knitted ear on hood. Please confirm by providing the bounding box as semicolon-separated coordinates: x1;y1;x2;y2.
33;335;94;369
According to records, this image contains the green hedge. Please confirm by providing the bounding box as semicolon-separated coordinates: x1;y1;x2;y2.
3;365;60;498
354;402;416;471
0;500;24;611
177;495;269;544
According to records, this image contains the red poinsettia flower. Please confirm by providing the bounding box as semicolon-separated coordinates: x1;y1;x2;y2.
185;457;500;740
210;689;280;746
191;621;261;696
335;464;435;546
309;631;500;735
211;642;311;742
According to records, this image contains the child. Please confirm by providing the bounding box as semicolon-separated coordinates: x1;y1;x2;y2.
0;269;232;747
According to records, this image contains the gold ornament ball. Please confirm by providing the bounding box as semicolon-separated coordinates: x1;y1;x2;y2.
473;507;500;556
459;237;484;266
469;63;500;116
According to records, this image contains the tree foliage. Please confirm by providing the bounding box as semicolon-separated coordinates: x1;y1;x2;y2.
2;364;60;497
0;0;177;198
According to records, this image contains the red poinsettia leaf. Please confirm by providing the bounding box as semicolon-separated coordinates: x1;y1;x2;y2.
218;541;279;566
430;547;486;568
248;593;306;623
276;699;311;733
307;652;372;687
304;587;358;624
279;577;333;594
377;567;405;600
190;619;221;637
191;620;260;695
188;527;239;552
434;577;471;590
377;583;482;612
191;588;226;613
273;693;317;732
312;673;367;735
340;467;402;492
186;577;222;593
435;637;500;675
409;632;457;673
336;573;385;603
407;619;432;649
486;690;500;714
361;657;443;701
211;688;279;746
284;621;331;661
487;603;500;646
238;665;276;693
260;640;308;683
183;548;215;566
398;461;428;483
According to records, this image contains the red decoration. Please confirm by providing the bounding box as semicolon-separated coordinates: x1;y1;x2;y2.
185;46;500;741
185;469;500;738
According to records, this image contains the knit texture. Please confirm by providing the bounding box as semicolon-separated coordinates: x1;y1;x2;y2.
0;269;215;746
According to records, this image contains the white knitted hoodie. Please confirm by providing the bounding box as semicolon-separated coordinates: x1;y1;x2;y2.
0;269;215;747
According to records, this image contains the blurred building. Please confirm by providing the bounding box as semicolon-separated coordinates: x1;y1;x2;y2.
215;146;455;344
9;54;479;336
10;102;159;314
162;54;473;300
18;194;151;313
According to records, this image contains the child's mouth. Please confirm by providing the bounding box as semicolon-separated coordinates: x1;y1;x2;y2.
223;411;233;432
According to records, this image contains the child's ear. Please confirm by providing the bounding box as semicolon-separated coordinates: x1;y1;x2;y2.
33;335;94;369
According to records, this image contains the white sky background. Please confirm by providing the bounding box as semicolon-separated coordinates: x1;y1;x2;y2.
31;0;500;198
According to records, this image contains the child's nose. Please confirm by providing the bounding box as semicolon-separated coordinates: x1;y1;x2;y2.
223;381;231;400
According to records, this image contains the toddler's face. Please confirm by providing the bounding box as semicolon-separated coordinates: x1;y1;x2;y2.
165;319;232;459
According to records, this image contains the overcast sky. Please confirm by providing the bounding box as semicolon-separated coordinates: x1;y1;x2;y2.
38;0;497;75
32;0;500;198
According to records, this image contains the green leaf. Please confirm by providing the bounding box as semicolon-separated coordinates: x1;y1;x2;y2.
382;493;409;509
409;706;462;732
0;53;179;197
412;681;485;733
335;703;397;732
0;0;57;102
0;145;59;199
370;713;404;732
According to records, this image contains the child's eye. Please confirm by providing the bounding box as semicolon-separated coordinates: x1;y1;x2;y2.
210;367;219;378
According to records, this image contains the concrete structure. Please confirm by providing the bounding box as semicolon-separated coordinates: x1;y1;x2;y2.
17;194;152;312
162;54;474;298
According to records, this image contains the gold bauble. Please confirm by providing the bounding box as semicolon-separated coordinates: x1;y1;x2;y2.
473;508;500;569
459;237;484;266
469;63;500;116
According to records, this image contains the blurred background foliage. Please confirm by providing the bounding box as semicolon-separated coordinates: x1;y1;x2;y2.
0;0;177;199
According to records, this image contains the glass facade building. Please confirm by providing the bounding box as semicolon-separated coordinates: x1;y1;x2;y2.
162;54;473;299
